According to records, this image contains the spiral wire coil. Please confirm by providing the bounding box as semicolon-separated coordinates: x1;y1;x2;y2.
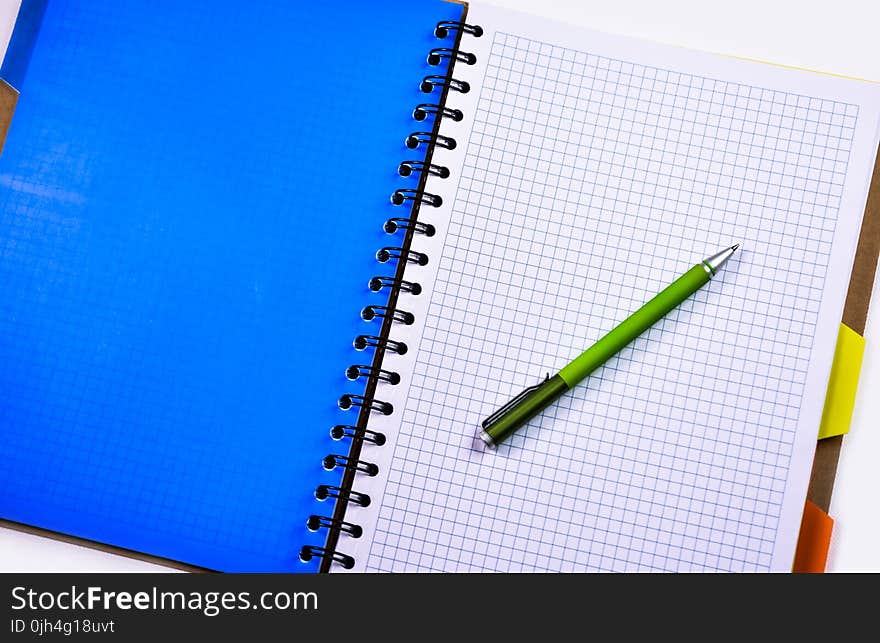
300;18;482;572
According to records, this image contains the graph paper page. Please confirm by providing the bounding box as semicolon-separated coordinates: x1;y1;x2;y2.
344;5;880;572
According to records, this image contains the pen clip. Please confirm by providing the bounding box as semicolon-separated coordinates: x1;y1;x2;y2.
481;373;549;430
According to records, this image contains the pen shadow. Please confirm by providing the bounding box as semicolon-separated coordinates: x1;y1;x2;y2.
466;429;494;457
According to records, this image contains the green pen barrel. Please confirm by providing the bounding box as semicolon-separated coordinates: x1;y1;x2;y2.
558;264;711;387
481;374;570;447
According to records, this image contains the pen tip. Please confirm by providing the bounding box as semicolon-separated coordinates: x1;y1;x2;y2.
731;243;740;251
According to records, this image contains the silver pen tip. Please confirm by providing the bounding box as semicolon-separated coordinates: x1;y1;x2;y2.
703;244;739;274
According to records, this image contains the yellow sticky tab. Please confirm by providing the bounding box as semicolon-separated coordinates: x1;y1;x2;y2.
818;323;866;440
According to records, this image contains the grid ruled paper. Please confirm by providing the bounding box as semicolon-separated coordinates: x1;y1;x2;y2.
351;8;880;572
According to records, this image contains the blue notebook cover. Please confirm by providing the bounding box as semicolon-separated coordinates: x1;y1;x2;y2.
0;0;462;571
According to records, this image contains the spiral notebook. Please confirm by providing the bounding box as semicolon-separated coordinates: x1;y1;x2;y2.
0;0;465;573
2;1;880;573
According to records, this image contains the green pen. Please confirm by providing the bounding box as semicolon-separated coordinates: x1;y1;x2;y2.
479;244;740;448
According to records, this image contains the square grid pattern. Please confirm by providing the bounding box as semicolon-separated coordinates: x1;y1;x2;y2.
364;33;857;571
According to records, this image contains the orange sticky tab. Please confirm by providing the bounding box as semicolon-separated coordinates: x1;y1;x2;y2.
793;500;834;573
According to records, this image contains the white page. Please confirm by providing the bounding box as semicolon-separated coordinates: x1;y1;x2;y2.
0;0;20;68
342;4;880;572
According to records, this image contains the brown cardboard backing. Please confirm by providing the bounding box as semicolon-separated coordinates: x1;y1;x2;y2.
807;144;880;512
0;518;206;572
0;28;877;567
0;79;17;156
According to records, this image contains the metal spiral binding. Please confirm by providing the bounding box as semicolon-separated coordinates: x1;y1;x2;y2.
383;218;435;237
391;187;443;207
398;160;450;179
427;47;477;66
412;104;463;122
338;393;393;416
369;275;422;295
353;334;408;354
330;424;387;445
299;546;354;570
360;305;415;325
405;132;456;151
322;454;380;477
301;17;482;573
307;515;363;538
346;364;401;385
314;484;371;507
376;246;429;266
420;75;470;94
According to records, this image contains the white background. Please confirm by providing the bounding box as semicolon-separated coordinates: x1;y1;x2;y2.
0;0;876;571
